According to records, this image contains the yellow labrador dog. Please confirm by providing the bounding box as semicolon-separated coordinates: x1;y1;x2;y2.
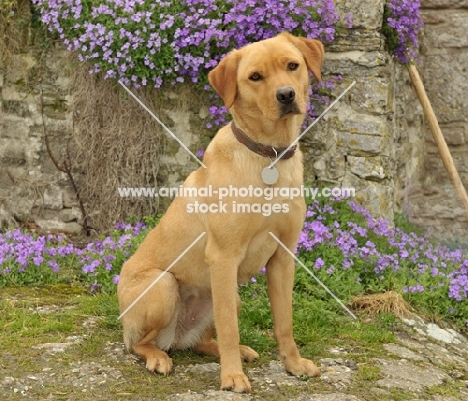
117;32;324;393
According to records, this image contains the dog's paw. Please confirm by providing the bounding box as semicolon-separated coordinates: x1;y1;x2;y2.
146;355;173;375
239;345;259;362
284;357;321;377
221;372;251;393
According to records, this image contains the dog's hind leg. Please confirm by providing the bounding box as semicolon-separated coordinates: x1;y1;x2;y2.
118;268;179;375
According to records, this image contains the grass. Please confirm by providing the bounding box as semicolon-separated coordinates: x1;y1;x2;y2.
0;285;397;400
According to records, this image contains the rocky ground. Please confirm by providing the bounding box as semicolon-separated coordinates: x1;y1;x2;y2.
1;299;467;401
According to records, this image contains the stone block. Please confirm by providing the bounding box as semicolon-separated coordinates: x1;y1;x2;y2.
0;116;30;139
422;0;468;7
6;192;34;221
348;156;386;180
423;11;468;49
58;208;81;223
62;186;79;208
337;132;382;156
313;152;346;181
2;99;32;118
452;151;468;172
335;0;385;30
301;119;334;155
5;54;37;85
342;171;394;221
325;51;389;70
43;184;63;210
441;125;466;146
35;218;82;234
423;53;468;123
350;76;391;115
0;206;15;229
425;142;439;155
0;136;27;166
2;85;26;101
24;135;43;167
325;103;386;136
326;30;382;52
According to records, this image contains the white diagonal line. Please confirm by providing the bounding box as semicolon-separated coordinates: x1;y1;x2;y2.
118;80;207;168
269;80;356;168
118;231;206;320
269;232;357;320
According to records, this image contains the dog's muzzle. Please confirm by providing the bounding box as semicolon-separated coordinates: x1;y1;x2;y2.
276;86;300;117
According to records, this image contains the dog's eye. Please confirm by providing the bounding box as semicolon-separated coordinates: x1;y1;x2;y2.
249;72;263;81
288;62;299;71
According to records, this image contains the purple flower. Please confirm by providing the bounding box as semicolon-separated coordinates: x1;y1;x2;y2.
82;259;100;274
33;256;44;266
408;285;424;293
33;0;342;126
48;260;60;273
314;258;325;270
385;0;423;64
90;283;102;292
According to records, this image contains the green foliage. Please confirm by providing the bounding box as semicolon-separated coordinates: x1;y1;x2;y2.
382;3;399;56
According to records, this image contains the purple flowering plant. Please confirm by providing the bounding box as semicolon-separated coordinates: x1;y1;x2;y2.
0;219;152;293
32;0;342;126
382;0;424;64
289;196;468;330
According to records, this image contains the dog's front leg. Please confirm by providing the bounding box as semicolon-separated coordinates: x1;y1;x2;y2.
266;247;321;377
206;245;251;393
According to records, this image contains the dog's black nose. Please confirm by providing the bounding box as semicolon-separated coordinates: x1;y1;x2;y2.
276;86;295;105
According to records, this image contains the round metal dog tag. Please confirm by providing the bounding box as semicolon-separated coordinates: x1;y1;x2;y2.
262;166;279;185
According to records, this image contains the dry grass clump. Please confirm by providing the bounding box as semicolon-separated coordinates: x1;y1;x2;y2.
0;0;25;62
70;63;165;232
350;291;413;319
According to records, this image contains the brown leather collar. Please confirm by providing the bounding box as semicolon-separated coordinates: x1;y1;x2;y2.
231;121;297;160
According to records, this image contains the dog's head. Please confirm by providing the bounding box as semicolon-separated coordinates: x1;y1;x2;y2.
208;32;324;122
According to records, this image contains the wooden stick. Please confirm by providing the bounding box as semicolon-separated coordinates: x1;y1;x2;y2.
408;64;468;220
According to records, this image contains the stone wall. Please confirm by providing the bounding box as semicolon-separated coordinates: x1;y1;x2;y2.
394;1;468;240
2;0;466;238
0;48;84;233
314;0;396;221
0;0;398;234
0;46;205;232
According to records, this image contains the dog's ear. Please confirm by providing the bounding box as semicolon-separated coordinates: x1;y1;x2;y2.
208;50;240;109
281;33;324;81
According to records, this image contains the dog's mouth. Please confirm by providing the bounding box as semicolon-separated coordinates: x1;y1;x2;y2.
279;102;302;118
